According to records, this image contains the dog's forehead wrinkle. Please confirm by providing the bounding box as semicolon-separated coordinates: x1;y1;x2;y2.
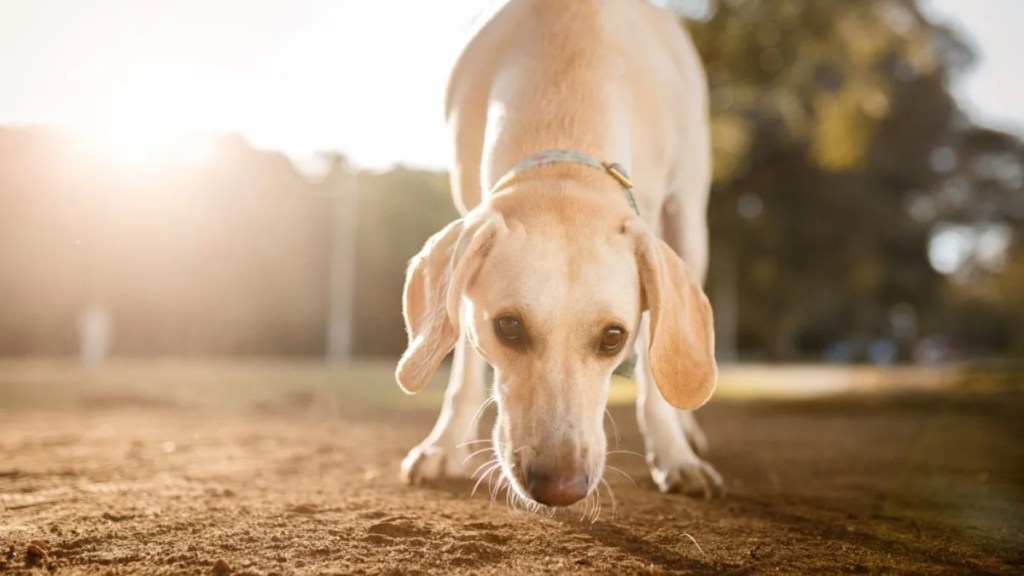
477;229;639;336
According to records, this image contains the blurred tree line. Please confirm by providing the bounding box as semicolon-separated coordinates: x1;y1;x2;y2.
0;0;1021;361
0;129;457;357
682;0;1023;361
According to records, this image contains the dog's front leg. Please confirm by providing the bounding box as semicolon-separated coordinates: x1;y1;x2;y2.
634;314;724;498
401;331;488;483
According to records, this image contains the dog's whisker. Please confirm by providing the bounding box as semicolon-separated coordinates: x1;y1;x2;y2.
487;468;500;501
463;445;495;465
494;473;509;505
471;461;501;498
465;396;496;437
490;466;503;492
489;469;509;504
600;477;618;520
471;470;491;499
604;408;621;450
489;465;510;502
604;464;638;487
505;480;516;514
607;449;645;459
511;490;519;514
456;438;492;449
511;486;535;516
470;456;499;479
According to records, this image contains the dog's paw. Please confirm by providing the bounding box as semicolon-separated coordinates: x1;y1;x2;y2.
400;442;470;484
648;453;724;499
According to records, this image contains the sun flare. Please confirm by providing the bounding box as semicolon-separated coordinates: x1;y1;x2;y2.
79;75;217;167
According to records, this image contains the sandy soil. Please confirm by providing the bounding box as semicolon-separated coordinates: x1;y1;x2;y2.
1;388;1022;575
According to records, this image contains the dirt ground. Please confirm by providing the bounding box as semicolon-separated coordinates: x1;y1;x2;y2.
1;380;1022;575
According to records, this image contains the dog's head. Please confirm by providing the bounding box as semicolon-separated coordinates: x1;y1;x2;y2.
396;191;716;507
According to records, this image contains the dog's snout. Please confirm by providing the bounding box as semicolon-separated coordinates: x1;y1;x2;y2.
525;466;588;507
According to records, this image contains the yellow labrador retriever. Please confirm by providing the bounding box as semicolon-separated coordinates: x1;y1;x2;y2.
396;0;722;507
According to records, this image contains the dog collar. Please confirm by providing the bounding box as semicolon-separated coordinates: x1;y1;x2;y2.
492;149;641;215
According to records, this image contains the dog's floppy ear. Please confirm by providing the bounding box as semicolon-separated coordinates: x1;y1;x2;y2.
634;228;717;409
396;212;500;394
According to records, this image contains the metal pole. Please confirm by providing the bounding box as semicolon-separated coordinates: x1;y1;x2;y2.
326;156;357;362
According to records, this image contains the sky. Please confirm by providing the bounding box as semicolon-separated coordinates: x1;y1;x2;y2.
922;0;1024;133
0;0;1021;170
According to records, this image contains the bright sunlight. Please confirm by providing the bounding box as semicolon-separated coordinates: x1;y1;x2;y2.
76;75;220;168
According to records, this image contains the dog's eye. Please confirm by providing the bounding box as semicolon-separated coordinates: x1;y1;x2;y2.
494;315;524;344
598;326;626;354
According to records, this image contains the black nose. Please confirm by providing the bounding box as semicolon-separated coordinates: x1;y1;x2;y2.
526;467;588;507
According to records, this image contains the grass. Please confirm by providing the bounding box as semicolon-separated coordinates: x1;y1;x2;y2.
0;357;1012;413
0;358;436;413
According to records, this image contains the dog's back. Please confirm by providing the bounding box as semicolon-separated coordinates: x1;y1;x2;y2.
445;0;709;220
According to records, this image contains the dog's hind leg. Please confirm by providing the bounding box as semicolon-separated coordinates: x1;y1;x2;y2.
401;324;489;484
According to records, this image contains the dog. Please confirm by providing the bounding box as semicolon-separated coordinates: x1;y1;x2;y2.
396;0;722;508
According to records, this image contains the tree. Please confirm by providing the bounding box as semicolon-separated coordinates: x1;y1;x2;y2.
678;0;1009;360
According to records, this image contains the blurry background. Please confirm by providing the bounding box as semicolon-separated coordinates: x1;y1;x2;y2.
0;0;1022;368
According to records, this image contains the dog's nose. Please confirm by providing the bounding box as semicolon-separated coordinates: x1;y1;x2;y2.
526;467;589;507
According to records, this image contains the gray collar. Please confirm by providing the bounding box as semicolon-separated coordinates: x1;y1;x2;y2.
492;149;640;216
